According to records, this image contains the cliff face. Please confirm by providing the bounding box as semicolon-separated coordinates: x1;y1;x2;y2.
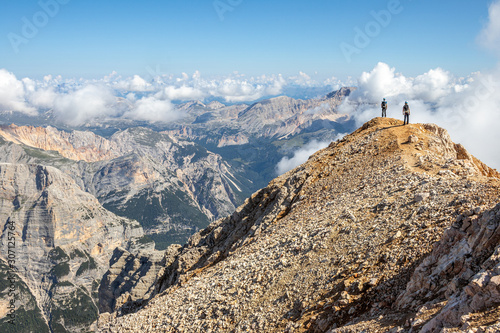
0;124;122;162
0;163;144;332
98;118;500;332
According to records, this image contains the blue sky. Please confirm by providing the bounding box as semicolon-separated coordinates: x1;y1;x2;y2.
1;0;500;169
0;0;496;80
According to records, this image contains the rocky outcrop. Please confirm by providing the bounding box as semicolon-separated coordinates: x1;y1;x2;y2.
207;101;226;110
0;163;143;332
91;127;250;239
396;203;500;332
98;118;500;332
98;246;164;316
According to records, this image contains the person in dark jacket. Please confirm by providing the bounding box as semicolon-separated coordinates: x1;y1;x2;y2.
402;101;410;125
381;98;387;117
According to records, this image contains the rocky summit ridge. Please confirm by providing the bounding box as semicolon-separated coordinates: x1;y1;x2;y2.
98;118;500;332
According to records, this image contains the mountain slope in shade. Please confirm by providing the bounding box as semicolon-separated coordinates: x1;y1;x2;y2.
0;163;144;332
98;118;500;332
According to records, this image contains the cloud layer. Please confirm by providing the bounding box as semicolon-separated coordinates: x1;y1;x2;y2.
276;140;332;175
0;69;342;126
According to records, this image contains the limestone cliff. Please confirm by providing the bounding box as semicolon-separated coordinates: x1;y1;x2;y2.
0;124;122;162
98;118;500;332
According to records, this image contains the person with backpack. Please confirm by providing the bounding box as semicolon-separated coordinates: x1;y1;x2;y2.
381;98;387;117
402;101;410;125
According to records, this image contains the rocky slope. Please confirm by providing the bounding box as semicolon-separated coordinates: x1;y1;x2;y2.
0;163;145;332
98;118;500;332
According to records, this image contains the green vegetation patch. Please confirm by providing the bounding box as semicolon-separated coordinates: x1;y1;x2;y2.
69;249;86;259
0;305;50;333
50;287;98;332
148;229;195;250
136;235;154;245
76;256;97;277
56;281;74;287
22;146;73;164
162;190;210;229
130;127;171;147
175;143;210;163
50;262;70;279
49;247;69;262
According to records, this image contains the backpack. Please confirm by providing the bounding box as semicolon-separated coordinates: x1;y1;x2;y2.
382;101;387;108
403;104;409;113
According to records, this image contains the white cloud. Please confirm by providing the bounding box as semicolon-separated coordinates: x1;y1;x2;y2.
352;63;456;105
0;68;301;124
114;75;152;92
202;75;286;102
28;87;58;109
304;103;331;115
323;76;343;90
478;0;500;55
289;71;317;87
413;68;453;101
276;140;331;175
356;62;411;102
177;72;189;82
53;85;117;126
215;79;265;102
0;69;36;115
111;71;287;103
124;96;185;123
159;85;205;100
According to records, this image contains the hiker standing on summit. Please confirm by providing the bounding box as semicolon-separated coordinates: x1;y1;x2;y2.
381;98;387;117
402;101;410;125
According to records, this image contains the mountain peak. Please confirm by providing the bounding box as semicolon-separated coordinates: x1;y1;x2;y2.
207;101;226;110
326;86;356;100
345;117;498;179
